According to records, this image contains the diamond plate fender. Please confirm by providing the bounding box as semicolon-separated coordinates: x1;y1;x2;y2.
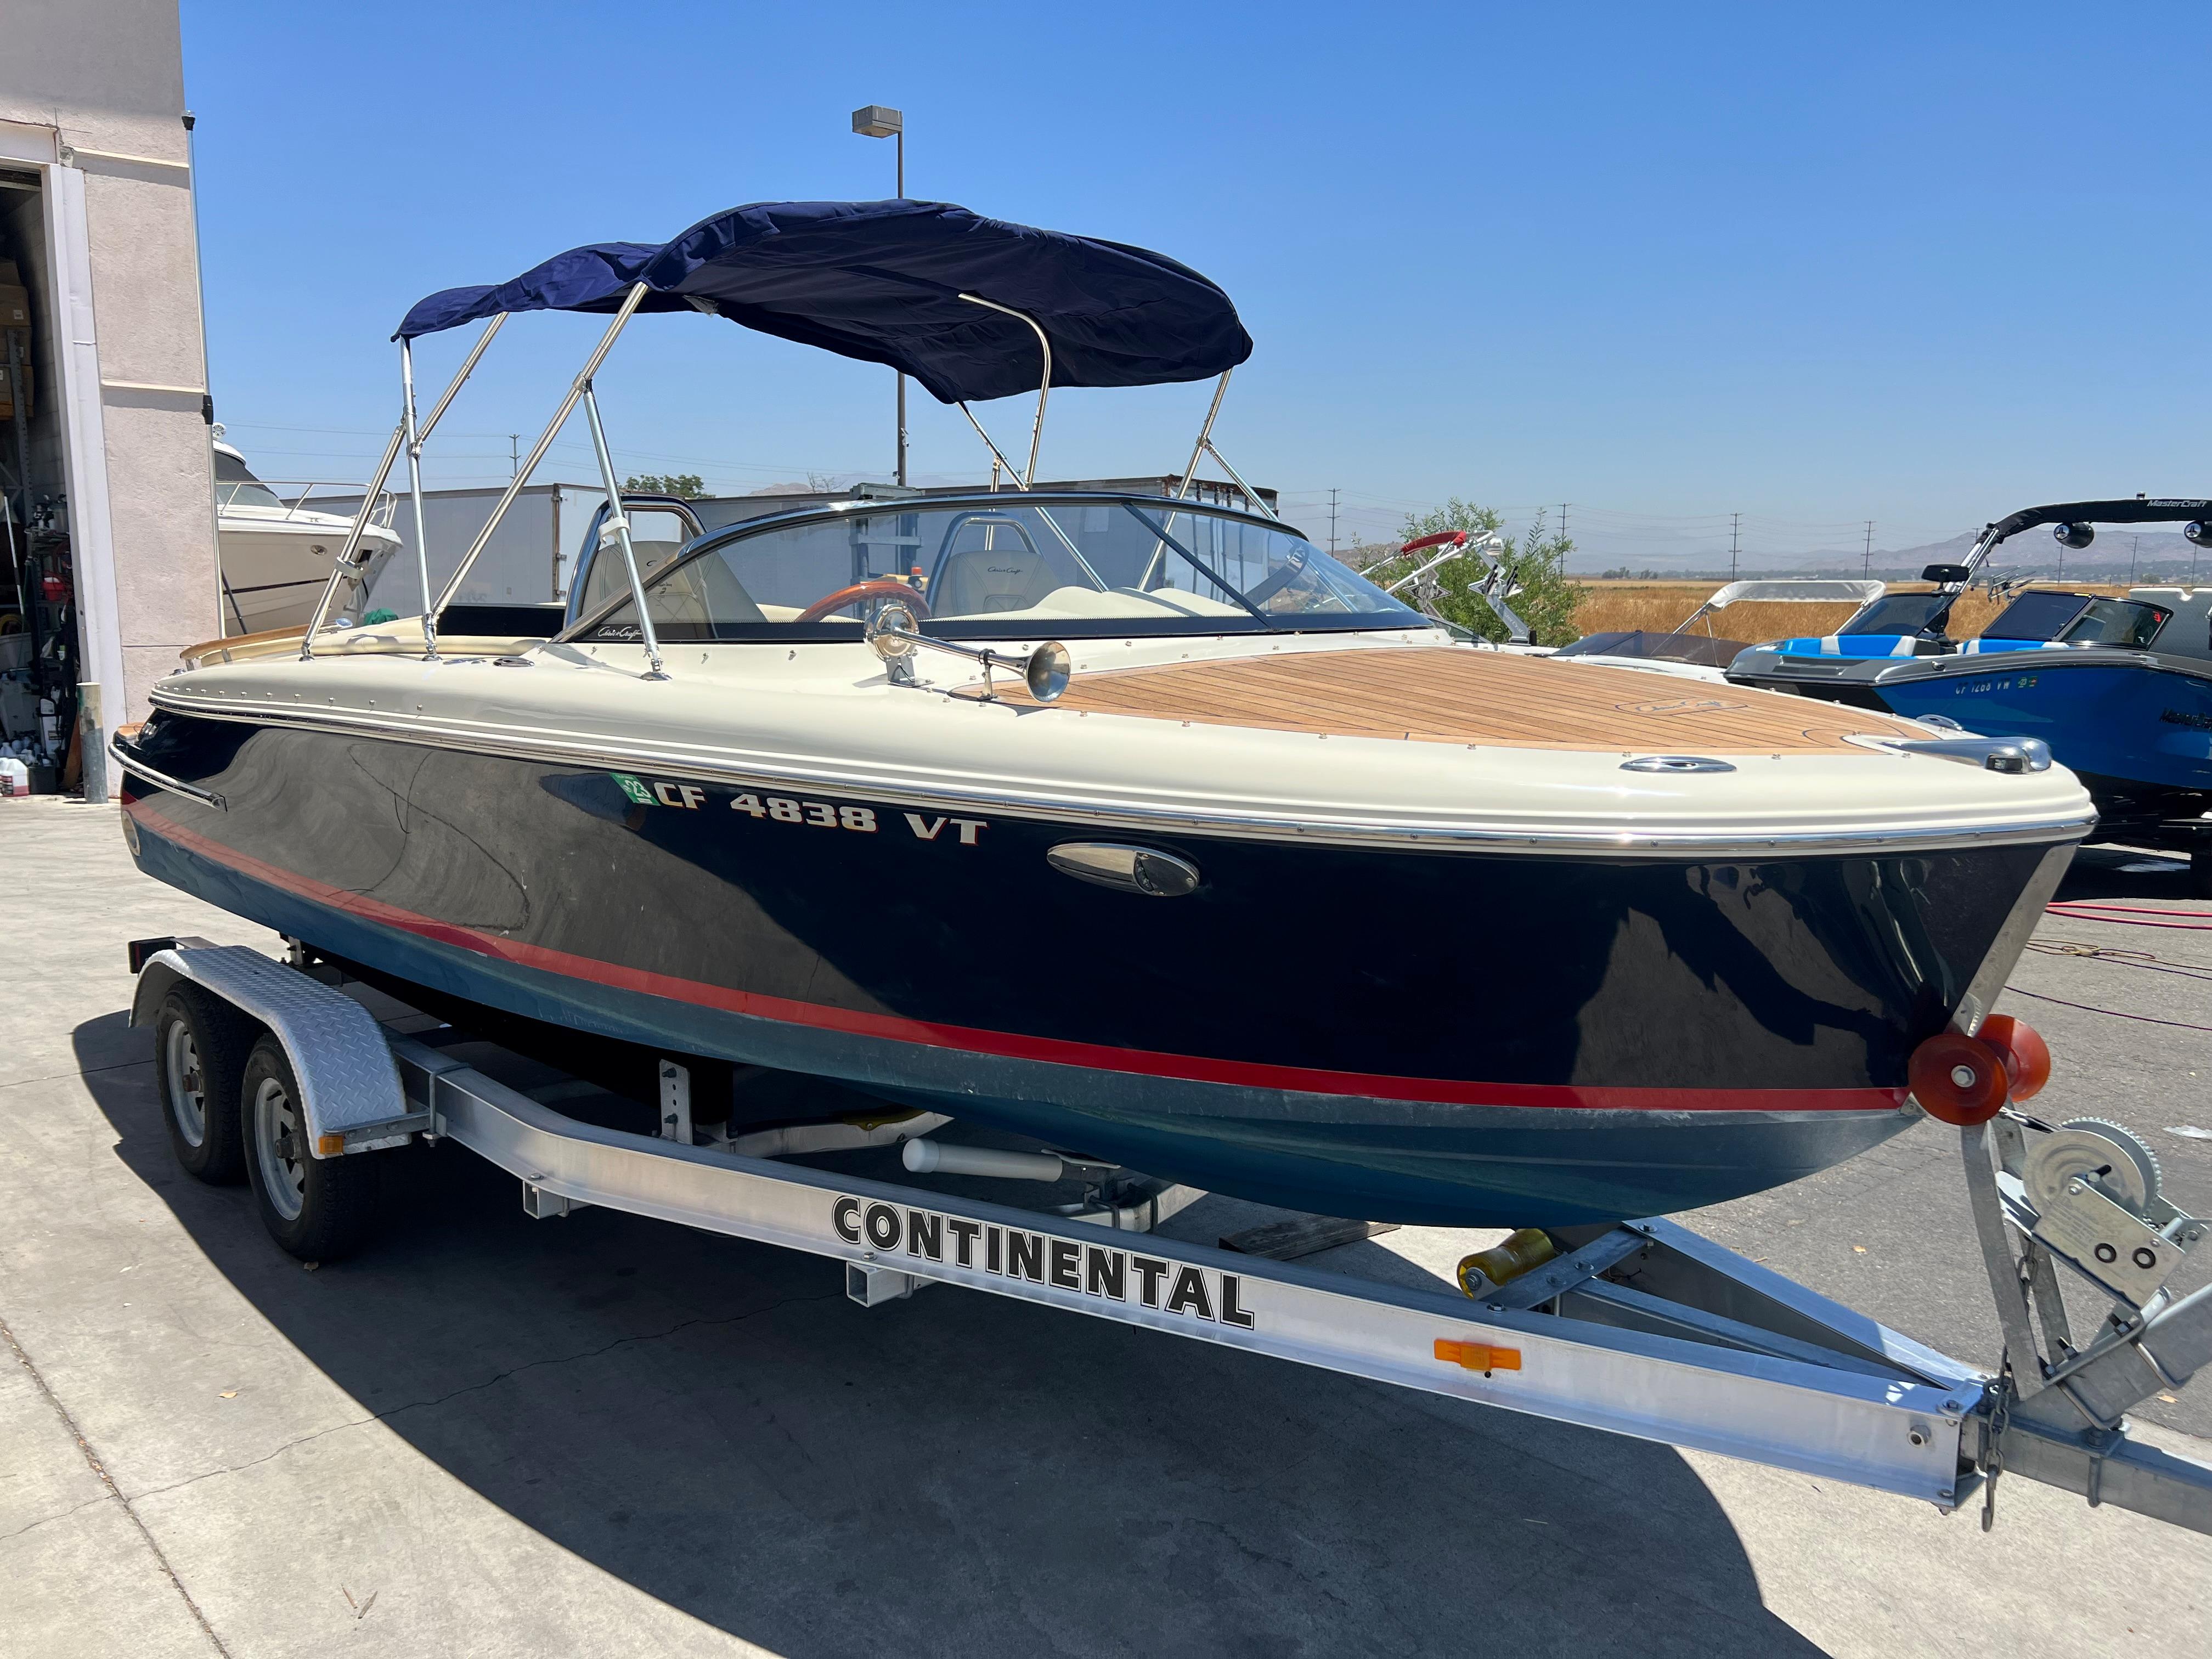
131;946;420;1155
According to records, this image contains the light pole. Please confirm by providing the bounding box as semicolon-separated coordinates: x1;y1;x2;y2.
851;104;907;487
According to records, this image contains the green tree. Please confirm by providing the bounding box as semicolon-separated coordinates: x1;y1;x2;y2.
623;472;706;499
1358;499;1584;645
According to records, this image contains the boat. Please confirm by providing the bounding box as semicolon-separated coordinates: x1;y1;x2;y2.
1726;501;2212;884
110;199;2094;1227
1549;579;1887;682
1359;529;1542;648
213;438;402;636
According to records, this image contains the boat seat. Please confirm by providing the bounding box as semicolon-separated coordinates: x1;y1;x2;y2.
578;538;686;617
585;544;766;634
933;541;1062;616
645;554;765;633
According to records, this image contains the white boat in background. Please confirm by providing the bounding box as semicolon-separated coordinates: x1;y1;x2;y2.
213;439;402;637
1549;578;1887;682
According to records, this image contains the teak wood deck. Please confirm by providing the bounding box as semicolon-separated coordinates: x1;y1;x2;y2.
998;647;1926;752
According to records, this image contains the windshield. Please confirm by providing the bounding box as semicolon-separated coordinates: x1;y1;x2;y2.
2060;597;2170;648
573;498;1422;642
1551;629;1749;669
1983;591;2091;641
1837;591;1955;637
1984;591;2170;647
212;450;287;514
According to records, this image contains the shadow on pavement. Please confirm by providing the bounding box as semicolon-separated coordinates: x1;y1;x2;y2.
77;1011;1818;1657
2056;843;2204;903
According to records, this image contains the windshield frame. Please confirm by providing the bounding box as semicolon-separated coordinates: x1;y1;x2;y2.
554;490;1429;645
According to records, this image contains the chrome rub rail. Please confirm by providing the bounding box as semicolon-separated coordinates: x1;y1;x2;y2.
144;690;2096;858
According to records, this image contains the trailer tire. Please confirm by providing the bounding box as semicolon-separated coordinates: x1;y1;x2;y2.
155;985;253;1184
241;1036;380;1261
2191;847;2212;900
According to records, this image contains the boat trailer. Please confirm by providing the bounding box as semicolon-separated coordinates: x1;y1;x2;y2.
125;938;2212;1538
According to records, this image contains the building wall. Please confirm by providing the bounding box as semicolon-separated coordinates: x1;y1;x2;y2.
1;0;217;745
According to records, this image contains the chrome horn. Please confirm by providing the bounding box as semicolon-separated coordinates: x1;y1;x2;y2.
865;602;1073;703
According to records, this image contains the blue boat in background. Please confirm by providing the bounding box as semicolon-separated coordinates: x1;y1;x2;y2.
1728;498;2212;889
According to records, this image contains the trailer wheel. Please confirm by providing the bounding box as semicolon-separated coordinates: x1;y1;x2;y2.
241;1036;380;1261
155;985;253;1184
2191;847;2212;899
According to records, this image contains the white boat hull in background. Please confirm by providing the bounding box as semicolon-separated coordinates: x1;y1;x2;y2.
217;511;400;636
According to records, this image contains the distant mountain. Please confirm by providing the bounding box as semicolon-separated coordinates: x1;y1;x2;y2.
1878;524;2203;582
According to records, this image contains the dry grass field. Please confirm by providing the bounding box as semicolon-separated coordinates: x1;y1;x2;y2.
1570;581;2135;644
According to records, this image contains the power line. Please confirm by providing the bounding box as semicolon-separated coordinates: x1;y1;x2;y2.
1730;511;1741;580
1864;521;1874;577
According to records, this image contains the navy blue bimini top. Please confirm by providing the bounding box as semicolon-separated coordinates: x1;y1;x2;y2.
394;199;1252;404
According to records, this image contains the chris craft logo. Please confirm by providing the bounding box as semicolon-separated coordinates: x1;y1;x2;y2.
832;1196;1257;1328
611;773;986;843
1612;697;1746;715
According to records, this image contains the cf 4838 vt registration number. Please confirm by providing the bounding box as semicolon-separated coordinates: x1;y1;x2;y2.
611;772;987;844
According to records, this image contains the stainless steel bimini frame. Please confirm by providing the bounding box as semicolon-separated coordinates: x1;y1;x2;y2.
302;283;666;673
122;936;2212;1539
301;314;506;655
302;277;1283;672
955;292;1052;487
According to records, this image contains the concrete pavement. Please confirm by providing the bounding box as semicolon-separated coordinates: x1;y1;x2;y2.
4;794;2209;1656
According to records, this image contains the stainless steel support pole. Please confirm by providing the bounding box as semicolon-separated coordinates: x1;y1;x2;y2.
957;294;1051;485
1141;370;1234;587
941;407;1103;584
957;402;1030;488
400;340;437;659
300;424;403;658
301;314;505;658
433;284;650;616
579;383;666;680
1174;370;1232;504
1202;440;1280;521
416;312;508;441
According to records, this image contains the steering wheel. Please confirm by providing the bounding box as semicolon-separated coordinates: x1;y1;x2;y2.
795;580;933;624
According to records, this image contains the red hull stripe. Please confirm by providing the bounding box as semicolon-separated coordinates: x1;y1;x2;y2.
130;803;1908;1115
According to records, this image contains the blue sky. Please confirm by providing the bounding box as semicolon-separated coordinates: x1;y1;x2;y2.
182;2;2212;568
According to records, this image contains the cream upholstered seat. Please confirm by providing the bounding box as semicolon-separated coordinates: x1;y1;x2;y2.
933;539;1061;616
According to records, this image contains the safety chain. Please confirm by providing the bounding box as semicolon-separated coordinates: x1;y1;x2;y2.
1980;1358;2015;1533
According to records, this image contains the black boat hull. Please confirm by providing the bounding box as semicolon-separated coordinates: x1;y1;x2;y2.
119;714;2070;1224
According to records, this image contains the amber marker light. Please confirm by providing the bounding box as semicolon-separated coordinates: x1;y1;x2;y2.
1435;1339;1522;1375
